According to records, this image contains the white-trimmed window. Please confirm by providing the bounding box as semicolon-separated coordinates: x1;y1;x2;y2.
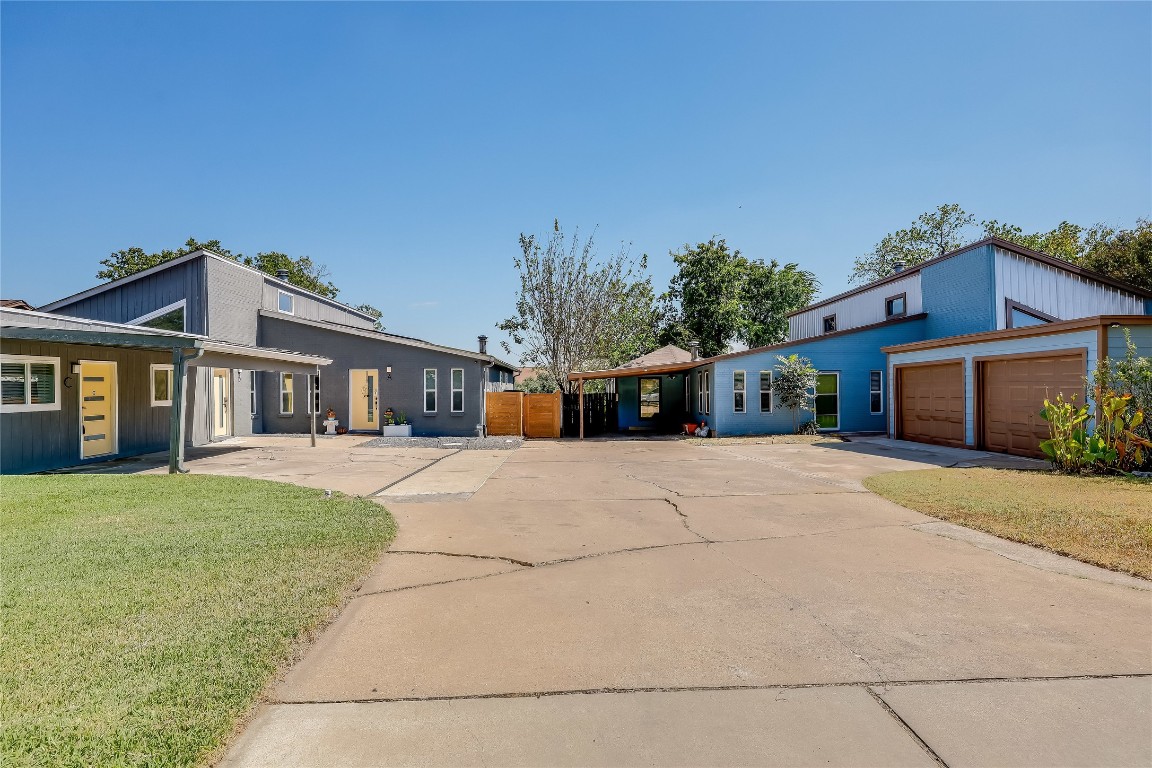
279;373;294;415
870;370;884;415
703;370;710;415
733;370;746;413
277;290;294;315
150;364;174;407
1;356;60;412
249;371;257;416
129;300;187;332
759;371;773;413
697;371;704;413
424;368;437;412
451;368;464;412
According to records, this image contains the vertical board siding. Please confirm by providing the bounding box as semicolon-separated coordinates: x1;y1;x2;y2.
257;316;484;437
713;317;928;436
206;258;262;344
42;257;208;334
788;273;922;340
1;340;174;474
886;329;1099;446
993;248;1145;328
260;280;376;330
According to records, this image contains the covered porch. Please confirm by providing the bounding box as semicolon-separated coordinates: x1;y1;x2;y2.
567;359;700;439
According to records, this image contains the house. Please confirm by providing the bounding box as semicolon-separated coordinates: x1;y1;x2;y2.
569;237;1152;457
1;308;329;474
35;249;517;444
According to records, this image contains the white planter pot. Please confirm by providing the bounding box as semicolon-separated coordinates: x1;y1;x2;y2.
381;425;412;437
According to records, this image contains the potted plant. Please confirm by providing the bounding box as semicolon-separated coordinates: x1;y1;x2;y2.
381;406;412;437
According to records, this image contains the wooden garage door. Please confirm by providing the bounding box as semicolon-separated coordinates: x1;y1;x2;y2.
980;353;1084;458
898;363;965;448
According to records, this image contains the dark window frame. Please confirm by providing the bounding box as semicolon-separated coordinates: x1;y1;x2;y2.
1004;299;1058;328
638;376;662;420
869;370;883;415
822;314;837;334
884;292;907;319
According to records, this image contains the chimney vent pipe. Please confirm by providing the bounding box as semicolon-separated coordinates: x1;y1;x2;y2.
478;335;488;354
275;269;290;280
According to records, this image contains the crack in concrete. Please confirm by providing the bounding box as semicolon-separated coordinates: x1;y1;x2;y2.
273;672;1152;706
866;686;950;767
368;450;461;497
387;549;535;567
662;497;711;542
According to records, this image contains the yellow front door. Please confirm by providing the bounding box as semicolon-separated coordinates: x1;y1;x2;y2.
80;361;117;458
349;369;379;431
212;369;231;438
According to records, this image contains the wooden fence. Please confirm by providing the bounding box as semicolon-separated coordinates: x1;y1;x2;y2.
562;392;618;437
485;391;563;438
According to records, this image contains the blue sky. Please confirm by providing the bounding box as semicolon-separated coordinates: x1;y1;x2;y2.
2;1;1149;357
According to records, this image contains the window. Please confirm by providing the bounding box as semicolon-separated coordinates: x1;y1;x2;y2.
885;293;907;319
1;356;60;412
249;371;257;416
815;372;839;430
639;377;661;419
451;368;464;412
307;373;321;414
703;370;710;415
1005;300;1056;329
279;373;294;415
697;371;704;413
822;314;837;334
150;364;174;406
424;368;437;412
277;290;294;314
759;371;773;412
870;370;883;415
732;371;746;413
129;300;186;332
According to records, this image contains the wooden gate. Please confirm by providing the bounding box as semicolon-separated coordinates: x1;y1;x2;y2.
562;392;618;437
522;392;562;438
486;391;523;436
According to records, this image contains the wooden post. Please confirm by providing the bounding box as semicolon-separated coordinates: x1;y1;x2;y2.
310;368;318;447
168;348;188;474
578;377;584;439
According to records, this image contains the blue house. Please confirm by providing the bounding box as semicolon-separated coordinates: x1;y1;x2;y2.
570;237;1152;458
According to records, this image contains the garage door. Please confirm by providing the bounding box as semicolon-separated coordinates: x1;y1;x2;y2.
897;363;965;448
980;353;1085;458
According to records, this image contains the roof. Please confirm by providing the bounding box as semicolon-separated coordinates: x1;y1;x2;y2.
617;345;694;369
1;308;332;371
0;299;34;310
258;310;518;370
788;236;1152;318
881;314;1152;355
36;249;379;322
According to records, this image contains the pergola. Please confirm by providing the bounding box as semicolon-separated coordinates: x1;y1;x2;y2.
566;360;700;439
1;309;331;472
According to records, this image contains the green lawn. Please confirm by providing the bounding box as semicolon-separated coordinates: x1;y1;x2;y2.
865;468;1152;578
0;475;395;768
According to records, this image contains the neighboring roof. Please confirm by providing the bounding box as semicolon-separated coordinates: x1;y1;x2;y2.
617;345;694;369
36;249;379;322
788;236;1152;318
515;366;543;382
258;310;518;370
568;359;702;381
1;308;332;370
0;299;34;310
881;314;1152;355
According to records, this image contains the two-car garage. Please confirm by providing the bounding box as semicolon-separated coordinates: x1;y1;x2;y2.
885;319;1124;459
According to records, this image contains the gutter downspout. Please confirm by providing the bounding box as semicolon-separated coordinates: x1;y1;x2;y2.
169;346;204;474
311;366;319;447
480;358;494;437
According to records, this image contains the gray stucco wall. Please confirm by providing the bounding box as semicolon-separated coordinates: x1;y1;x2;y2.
257;316;487;437
41;257;208;334
1;339;175;474
206;258;262;344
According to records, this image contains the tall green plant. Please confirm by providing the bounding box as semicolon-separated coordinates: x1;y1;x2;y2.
774;354;818;433
1039;394;1096;473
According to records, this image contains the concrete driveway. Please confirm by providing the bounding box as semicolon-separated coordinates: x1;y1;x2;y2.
222;437;1151;767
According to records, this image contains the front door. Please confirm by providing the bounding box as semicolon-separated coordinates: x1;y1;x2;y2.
814;372;840;431
212;368;231;438
79;361;117;459
349;369;379;431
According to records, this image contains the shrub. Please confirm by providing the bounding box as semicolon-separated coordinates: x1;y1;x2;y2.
775;354;818;433
1041;391;1152;474
1039;394;1095;473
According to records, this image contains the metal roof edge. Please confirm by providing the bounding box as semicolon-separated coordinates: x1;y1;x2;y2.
881;314;1152;355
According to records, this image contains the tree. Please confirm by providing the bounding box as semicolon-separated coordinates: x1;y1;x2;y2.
658;238;748;357
97;238;236;281
981;220;1083;263
354;304;385;331
498;220;659;394
850;204;976;284
741;260;819;348
242;251;338;299
774;354;818;433
518;371;561;393
1078;219;1152;292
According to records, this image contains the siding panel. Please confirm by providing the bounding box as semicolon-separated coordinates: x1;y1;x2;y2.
993;248;1145;328
789;273;922;340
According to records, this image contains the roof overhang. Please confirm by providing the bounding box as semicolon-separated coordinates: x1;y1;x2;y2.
568;360;702;381
881;314;1152;355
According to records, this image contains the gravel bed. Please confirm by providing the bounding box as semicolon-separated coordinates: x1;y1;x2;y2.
357;436;523;450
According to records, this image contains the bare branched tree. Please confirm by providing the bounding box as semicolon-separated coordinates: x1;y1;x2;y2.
499;220;658;393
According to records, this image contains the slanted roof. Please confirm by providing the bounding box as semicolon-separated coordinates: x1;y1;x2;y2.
0;299;34;310
787;236;1152;319
617;345;694;369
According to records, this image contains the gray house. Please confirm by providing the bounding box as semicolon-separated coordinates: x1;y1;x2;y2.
38;249;517;442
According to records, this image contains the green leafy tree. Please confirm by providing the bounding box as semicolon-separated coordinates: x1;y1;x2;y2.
518;371;561;393
498;220;659;393
97;238;236;281
774;353;819;433
980;220;1084;262
1078;219;1152;292
741;260;819;348
658;238;749;357
242;251;339;299
353;304;385;331
850;204;977;284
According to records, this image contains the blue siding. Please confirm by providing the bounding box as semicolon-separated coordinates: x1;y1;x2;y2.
920;244;996;339
617;373;688;432
1107;323;1152;360
711;318;928;436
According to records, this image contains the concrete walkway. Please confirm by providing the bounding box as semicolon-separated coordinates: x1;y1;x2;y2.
208;437;1150;767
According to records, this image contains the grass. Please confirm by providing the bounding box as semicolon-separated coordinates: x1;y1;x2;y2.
0;474;395;768
864;468;1152;578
